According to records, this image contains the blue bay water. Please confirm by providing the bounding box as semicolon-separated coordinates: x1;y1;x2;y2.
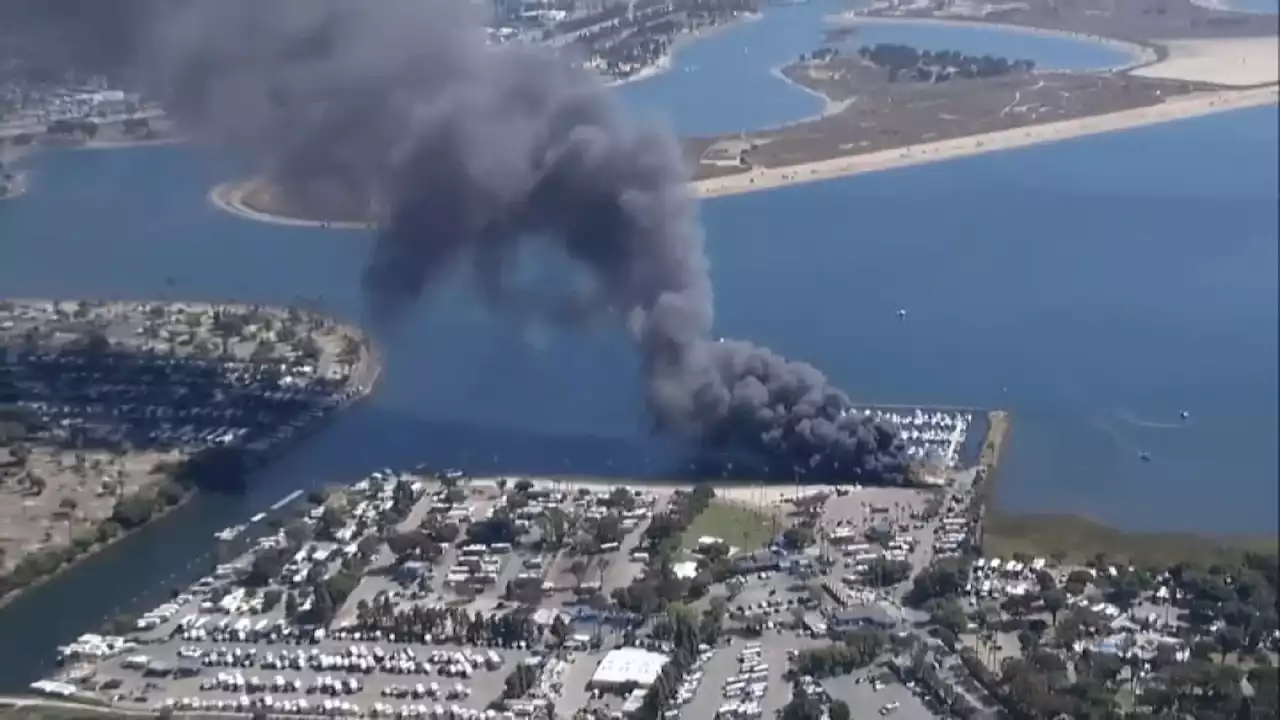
615;1;1133;135
0;2;1275;686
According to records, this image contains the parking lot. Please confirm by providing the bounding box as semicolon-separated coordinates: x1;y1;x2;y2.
40;459;995;720
823;671;936;720
98;638;535;717
680;639;793;720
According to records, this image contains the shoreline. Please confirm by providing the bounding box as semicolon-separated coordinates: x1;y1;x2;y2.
830;12;1160;72
971;410;1010;550
443;444;1275;553
70;136;186;152
767;64;855;126
211;84;1277;224
693;84;1276;198
208;180;373;230
0;299;382;611
603;11;763;89
1190;0;1280;14
0;490;193;613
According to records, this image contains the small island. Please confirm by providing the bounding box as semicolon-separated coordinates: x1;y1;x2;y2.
0;299;377;608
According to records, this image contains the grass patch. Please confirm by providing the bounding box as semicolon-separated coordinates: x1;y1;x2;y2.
983;512;1277;568
681;500;776;553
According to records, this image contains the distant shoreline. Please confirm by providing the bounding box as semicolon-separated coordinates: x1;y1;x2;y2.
603;11;762;89
831;12;1160;72
693;84;1276;198
211;84;1277;225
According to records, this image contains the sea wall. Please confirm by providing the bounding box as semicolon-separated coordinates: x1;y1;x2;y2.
970;409;1010;552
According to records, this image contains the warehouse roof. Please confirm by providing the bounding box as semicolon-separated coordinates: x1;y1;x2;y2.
590;648;670;688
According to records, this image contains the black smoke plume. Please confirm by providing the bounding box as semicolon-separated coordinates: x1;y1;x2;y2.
144;0;910;483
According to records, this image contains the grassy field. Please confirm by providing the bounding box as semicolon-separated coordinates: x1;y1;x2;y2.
682;500;777;553
982;511;1277;568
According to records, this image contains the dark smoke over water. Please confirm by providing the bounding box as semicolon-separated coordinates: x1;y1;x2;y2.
143;0;910;483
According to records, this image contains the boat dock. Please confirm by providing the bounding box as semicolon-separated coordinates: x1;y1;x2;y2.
269;490;303;512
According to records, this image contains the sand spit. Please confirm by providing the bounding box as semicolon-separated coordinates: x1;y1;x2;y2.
72;136;187;151
1131;36;1280;86
692;85;1277;199
209;180;372;230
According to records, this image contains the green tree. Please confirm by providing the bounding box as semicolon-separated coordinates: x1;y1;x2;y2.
828;700;851;720
927;598;969;635
1042;588;1067;625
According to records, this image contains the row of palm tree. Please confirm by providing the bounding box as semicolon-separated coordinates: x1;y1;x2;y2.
351;594;556;648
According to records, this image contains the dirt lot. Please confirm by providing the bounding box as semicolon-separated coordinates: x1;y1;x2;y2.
0;446;183;573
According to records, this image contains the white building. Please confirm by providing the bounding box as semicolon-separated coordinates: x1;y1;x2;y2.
589;648;670;690
672;560;700;581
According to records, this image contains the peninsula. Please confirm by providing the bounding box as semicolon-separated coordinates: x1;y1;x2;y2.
21;412;1278;718
206;0;1277;227
0;299;377;608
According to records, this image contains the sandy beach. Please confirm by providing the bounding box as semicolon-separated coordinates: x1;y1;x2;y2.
1131;36;1280;86
830;12;1159;71
208;179;373;230
72;136;187;151
214;84;1277;225
692;85;1277;199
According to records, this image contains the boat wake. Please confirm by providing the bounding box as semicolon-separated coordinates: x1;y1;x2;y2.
1114;410;1193;430
1092;416;1140;455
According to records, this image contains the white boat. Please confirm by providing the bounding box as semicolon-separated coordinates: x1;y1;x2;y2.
214;524;246;541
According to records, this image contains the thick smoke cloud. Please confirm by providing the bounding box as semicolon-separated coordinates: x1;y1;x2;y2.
146;0;910;483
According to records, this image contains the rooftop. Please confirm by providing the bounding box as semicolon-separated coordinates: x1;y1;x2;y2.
590;648;670;688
